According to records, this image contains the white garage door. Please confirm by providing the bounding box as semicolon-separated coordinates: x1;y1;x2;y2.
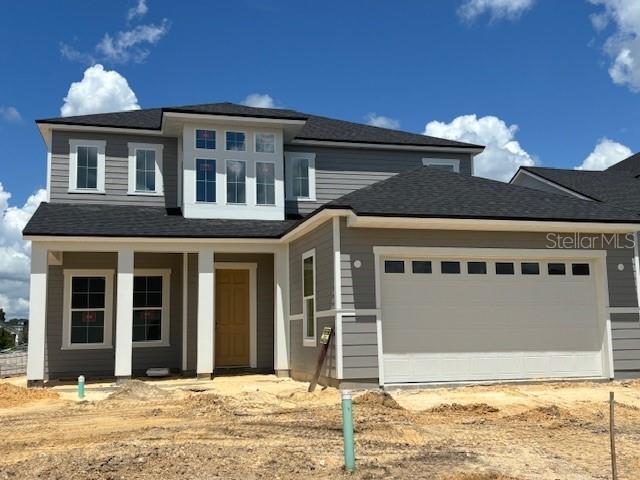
380;253;606;384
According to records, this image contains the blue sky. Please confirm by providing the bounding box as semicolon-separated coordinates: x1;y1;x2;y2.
1;0;640;316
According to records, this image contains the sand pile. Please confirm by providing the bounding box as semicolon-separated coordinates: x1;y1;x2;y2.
428;403;499;415
106;380;177;402
0;382;59;408
353;390;403;409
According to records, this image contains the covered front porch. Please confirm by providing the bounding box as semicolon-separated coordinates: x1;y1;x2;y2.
26;239;290;385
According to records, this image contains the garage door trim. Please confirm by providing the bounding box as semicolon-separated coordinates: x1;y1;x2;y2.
372;246;613;386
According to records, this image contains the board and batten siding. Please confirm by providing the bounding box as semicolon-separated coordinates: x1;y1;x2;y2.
50;130;178;207
284;145;473;216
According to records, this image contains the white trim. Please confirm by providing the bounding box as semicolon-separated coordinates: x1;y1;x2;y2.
634;232;640;318
115;249;134;377
372;246;612;386
45;129;52;202
608;307;640;314
422;158;460;173
302;248;317;347
215;262;258;369
289;308;380;321
177;136;183;207
510;169;595;201
289;138;484;154
127;143;164;196
26;246;47;381
285;152;316;201
68;139;106;194
131;268;171;348
38;123;163;136
274;244;290;371
255;132;276;153
62;269;115;350
182;253;188;371
225;159;248;205
197;249;215;374
224;130;247;152
333;217;343;379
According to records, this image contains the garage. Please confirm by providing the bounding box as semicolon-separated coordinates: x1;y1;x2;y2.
378;249;609;384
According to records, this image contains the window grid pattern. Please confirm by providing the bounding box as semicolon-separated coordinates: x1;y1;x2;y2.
196;129;216;149
303;255;315;340
135;149;156;192
255;133;275;153
226;160;246;204
256;162;275;205
196;159;216;203
70;276;106;344
76;146;98;189
133;276;163;342
226;131;246;151
292;158;310;198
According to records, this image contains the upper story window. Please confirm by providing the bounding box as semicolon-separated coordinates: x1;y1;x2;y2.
195;129;216;150
256;161;276;205
285;152;316;201
196;158;216;203
68;139;106;193
128;143;164;196
255;132;276;153
226;160;246;204
226;131;246;151
422;158;460;173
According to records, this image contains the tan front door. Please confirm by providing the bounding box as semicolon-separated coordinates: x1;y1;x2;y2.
215;269;250;367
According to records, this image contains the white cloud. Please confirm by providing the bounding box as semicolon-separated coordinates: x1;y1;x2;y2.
365;113;400;130
0;183;46;318
127;0;148;21
575;137;632;170
0;106;22;123
589;0;640;92
96;20;170;64
424;114;535;181
458;0;535;22
60;64;140;117
241;93;277;108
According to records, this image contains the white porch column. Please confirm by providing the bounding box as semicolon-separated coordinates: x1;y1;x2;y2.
26;244;48;387
274;244;290;374
114;248;134;379
197;248;215;378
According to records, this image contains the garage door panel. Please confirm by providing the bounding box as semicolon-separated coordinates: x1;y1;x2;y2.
381;256;605;384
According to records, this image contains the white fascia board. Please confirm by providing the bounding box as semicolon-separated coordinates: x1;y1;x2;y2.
289;138;484;154
279;209;353;243
37;123;163;137
511;169;595;201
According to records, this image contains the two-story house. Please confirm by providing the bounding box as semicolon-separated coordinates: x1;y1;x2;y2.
23;102;640;388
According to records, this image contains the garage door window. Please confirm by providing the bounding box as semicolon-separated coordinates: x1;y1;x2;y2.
467;261;487;274
496;262;515;275
548;263;566;275
384;260;405;274
521;262;540;275
572;263;590;276
302;249;316;346
412;261;431;274
441;261;461;274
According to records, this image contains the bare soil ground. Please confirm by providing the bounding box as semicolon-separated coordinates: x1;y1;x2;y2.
1;376;639;479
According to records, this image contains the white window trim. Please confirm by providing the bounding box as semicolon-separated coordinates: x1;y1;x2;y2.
195;158;218;204
127;143;164;196
194;128;217;151
285;152;316;201
225;159;248;205
422;158;460;173
255;160;276;206
132;268;171;348
302;248;317;347
255;132;276;154
224;130;247;152
62;269;114;350
68;139;106;194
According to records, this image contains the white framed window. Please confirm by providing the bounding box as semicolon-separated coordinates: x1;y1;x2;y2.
256;161;276;205
196;158;217;203
225;131;246;151
133;269;171;347
422;158;460;173
226;159;247;204
68;139;106;193
62;269;114;350
285;152;316;201
302;249;316;347
255;132;276;153
195;129;216;150
128;143;164;195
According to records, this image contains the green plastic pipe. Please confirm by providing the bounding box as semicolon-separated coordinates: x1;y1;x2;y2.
77;375;85;400
341;390;356;472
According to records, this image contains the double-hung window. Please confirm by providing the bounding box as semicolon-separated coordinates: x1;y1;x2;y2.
63;270;113;349
69;139;106;193
302;249;316;346
226;131;246;151
127;143;163;195
226;160;246;204
256;161;275;205
133;270;170;346
196;158;216;203
285;152;316;201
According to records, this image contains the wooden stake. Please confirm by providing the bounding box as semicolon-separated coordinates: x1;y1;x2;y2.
308;327;333;393
610;391;618;480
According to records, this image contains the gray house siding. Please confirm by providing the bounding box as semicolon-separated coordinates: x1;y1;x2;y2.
284;145;473;216
50;130;178;207
342;315;378;381
289;316;336;384
611;313;640;379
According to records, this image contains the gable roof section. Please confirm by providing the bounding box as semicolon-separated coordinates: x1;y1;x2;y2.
607;152;640;176
326;166;640;223
518;166;640;213
36;102;482;149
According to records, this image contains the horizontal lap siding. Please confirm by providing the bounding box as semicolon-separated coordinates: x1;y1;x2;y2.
342;315;379;380
50;130;178;207
284;146;473;216
611;313;640;378
289;316;336;382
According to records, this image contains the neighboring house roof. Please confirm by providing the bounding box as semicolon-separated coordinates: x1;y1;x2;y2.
36;102;482;150
606;152;640;176
518;166;640;213
325;166;640;223
23;203;298;238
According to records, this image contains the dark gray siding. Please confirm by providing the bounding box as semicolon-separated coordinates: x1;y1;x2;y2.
289;316;336;383
285;145;473;215
611;313;640;379
50;130;178;207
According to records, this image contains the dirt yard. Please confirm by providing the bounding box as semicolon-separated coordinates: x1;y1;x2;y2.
1;376;639;479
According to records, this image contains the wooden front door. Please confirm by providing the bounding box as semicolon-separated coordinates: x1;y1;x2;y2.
215;269;250;367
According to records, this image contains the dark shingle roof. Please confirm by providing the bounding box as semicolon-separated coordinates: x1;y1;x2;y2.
36;102;482;149
23;203;298;238
607;152;640;176
520;166;640;213
325;166;640;223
